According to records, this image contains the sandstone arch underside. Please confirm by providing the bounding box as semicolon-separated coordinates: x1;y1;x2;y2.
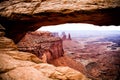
0;0;120;43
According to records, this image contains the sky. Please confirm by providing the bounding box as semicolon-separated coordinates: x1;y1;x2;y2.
37;23;120;32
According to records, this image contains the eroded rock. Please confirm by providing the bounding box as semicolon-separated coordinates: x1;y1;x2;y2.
17;31;64;62
0;53;36;73
0;0;120;43
0;67;51;80
0;0;120;17
0;30;89;80
0;37;17;51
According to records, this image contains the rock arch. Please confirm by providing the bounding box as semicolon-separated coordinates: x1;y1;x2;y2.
0;0;120;43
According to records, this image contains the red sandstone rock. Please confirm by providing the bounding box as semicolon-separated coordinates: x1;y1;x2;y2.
0;0;120;43
0;30;89;80
17;31;64;62
67;33;72;40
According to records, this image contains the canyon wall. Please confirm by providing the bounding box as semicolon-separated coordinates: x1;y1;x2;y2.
17;31;89;77
0;0;120;42
0;26;89;80
0;0;120;79
17;31;64;62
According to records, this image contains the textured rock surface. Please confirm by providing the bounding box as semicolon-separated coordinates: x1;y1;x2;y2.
0;0;120;16
17;31;89;77
0;37;17;51
0;30;89;80
0;66;51;80
48;55;87;75
0;0;120;43
17;31;64;62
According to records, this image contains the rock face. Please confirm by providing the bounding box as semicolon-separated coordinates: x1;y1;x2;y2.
17;31;64;62
0;0;120;43
0;29;89;80
17;31;89;77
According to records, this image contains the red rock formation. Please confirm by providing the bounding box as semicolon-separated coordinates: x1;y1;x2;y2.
17;31;64;62
67;33;72;40
17;31;90;78
61;32;67;40
61;32;72;40
0;30;89;80
0;0;120;43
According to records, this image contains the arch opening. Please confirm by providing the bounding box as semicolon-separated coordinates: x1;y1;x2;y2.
17;23;120;80
0;0;120;79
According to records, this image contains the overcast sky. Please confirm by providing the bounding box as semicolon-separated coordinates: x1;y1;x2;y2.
37;23;120;32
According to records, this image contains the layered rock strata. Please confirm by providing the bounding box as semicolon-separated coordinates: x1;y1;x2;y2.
0;0;120;43
0;28;89;80
17;31;89;77
17;31;64;62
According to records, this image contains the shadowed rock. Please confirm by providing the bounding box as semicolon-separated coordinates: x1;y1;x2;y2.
0;0;120;42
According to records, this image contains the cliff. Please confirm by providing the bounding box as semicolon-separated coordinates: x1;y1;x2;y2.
17;31;64;62
0;0;120;79
0;0;120;43
0;27;89;80
17;31;90;77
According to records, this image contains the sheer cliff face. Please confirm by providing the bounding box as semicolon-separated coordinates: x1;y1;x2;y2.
17;31;64;62
0;0;120;43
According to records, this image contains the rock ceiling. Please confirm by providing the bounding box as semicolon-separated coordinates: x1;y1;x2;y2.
0;0;120;42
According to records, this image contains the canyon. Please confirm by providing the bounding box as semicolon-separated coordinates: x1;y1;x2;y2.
0;26;89;80
17;30;120;80
0;0;120;80
17;31;87;75
63;38;120;80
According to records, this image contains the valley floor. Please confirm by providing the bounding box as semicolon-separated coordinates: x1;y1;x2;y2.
63;39;120;80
